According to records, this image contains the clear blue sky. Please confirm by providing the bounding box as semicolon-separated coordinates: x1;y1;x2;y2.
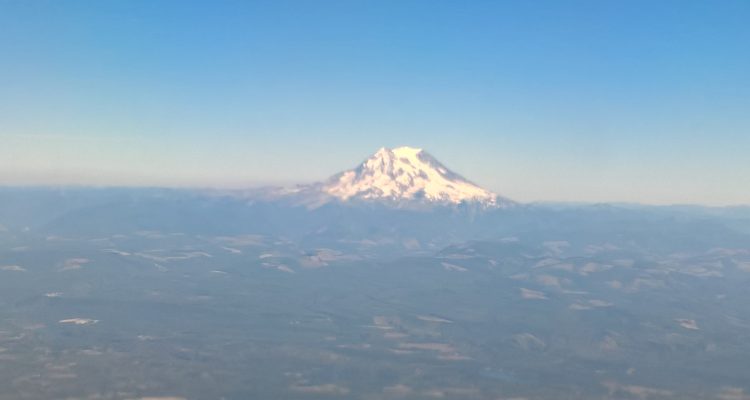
1;0;748;205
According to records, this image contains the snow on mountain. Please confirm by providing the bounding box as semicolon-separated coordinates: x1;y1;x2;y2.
318;146;513;207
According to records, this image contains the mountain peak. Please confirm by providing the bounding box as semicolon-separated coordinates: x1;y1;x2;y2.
319;146;513;208
371;146;423;160
390;145;423;155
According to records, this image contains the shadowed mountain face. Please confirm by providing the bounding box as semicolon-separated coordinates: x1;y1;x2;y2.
0;155;749;399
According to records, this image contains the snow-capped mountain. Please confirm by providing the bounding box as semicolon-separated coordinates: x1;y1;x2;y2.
315;146;513;208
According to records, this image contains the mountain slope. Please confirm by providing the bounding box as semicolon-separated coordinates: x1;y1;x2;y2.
318;146;513;208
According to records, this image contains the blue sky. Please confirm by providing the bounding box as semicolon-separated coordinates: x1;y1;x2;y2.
1;0;748;205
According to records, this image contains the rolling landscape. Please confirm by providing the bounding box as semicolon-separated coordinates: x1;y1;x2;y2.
1;147;749;399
